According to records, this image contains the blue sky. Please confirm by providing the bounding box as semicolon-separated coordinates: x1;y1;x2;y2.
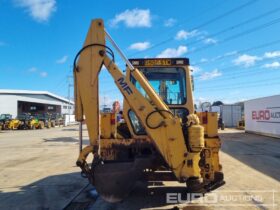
1;0;280;106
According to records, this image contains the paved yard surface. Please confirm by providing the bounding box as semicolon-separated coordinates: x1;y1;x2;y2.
69;129;280;210
0;126;88;210
0;127;279;210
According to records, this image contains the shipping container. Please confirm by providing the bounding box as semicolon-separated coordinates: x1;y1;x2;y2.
221;105;242;127
244;95;280;138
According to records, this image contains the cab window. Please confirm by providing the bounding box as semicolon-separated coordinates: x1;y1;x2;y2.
131;67;186;105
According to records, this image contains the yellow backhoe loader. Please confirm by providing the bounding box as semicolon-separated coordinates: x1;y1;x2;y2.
0;114;13;130
9;113;44;130
8;119;21;130
74;19;224;202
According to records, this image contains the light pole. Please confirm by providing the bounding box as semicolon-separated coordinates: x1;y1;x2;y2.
67;75;73;126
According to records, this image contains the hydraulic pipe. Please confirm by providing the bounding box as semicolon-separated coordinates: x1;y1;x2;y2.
105;30;134;71
79;121;83;152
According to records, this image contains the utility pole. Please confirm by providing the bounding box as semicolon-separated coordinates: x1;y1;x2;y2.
67;75;73;125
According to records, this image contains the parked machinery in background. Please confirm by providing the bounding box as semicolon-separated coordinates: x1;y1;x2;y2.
1;112;66;130
10;113;44;130
51;113;64;127
8;117;21;130
0;114;13;130
34;113;52;128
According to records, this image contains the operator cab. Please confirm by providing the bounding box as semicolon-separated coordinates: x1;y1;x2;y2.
123;58;194;137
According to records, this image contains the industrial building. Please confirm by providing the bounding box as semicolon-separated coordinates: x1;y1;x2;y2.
0;89;74;118
245;95;280;138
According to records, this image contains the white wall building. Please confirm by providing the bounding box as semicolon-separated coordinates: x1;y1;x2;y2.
244;95;280;138
0;89;74;118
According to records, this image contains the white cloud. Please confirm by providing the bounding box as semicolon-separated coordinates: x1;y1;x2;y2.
101;65;106;71
204;38;217;44
156;46;187;58
262;61;280;69
56;55;68;64
164;18;176;27
229;90;240;95
129;42;150;51
199;69;222;80
194;97;208;105
200;58;208;62
189;65;201;74
40;71;48;77
263;51;280;58
225;51;237;56
14;0;56;22
110;9;151;28
28;66;48;77
233;54;261;67
175;30;198;40
28;67;37;72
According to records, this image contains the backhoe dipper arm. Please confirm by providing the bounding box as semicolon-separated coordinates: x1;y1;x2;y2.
74;19;201;181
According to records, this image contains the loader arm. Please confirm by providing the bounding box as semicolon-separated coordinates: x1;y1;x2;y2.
102;55;196;179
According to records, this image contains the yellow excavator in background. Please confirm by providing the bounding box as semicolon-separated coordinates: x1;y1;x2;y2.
74;19;224;202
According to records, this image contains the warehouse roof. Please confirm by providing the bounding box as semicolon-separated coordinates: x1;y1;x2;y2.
244;94;280;103
0;89;74;104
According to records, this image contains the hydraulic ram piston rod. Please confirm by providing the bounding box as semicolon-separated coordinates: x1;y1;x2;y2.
105;30;135;71
79;122;83;153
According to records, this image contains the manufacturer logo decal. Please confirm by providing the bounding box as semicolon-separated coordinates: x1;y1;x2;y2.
117;77;133;95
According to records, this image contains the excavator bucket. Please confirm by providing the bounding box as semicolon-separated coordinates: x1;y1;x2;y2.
93;158;152;202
